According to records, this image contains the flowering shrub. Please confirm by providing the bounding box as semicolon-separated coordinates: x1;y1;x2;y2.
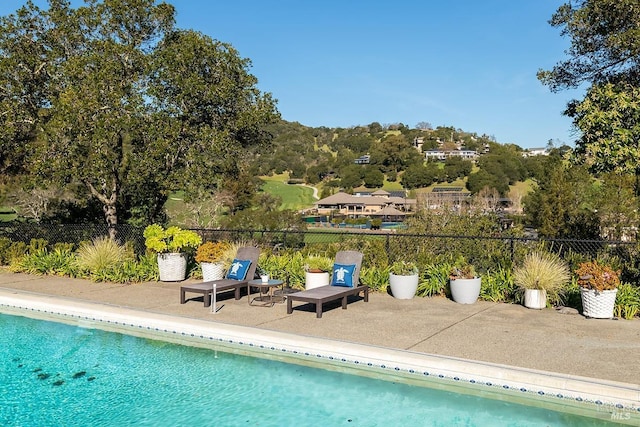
195;241;230;263
575;260;620;291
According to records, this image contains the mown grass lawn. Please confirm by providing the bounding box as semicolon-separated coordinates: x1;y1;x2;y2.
260;176;316;210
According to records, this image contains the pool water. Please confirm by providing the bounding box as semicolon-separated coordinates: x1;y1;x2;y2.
0;313;620;426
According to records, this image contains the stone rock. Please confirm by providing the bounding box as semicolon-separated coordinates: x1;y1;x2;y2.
555;306;579;315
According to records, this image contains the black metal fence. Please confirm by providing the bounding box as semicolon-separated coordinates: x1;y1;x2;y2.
0;223;637;277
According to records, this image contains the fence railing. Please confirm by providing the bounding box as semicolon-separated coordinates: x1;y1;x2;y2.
0;223;637;277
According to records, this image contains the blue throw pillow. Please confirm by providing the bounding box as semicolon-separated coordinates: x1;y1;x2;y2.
331;263;356;287
227;259;251;280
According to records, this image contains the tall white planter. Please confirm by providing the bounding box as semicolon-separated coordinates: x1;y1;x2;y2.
389;273;419;299
201;262;225;282
581;288;617;319
524;289;547;309
305;271;330;289
157;252;187;282
450;277;481;304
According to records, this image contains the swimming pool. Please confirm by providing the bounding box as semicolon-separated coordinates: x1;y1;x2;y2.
0;291;637;426
0;312;625;426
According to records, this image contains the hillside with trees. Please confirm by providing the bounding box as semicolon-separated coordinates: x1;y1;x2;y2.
251;120;544;200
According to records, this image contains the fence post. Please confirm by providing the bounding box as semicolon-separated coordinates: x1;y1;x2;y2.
510;238;515;264
385;233;390;260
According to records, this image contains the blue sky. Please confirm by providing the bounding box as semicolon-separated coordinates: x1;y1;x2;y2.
1;1;582;148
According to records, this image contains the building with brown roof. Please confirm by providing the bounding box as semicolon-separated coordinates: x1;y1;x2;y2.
313;191;416;218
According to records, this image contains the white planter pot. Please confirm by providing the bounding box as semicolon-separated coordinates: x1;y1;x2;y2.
450;277;481;304
581;288;617;319
389;273;419;299
201;262;225;282
305;271;330;289
157;252;187;282
524;289;547;309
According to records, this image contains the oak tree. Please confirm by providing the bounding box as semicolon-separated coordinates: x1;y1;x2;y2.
0;0;278;230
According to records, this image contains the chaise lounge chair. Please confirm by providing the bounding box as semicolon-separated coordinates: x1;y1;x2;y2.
287;250;368;318
180;246;260;307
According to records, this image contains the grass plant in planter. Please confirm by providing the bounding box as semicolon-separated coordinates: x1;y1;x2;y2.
449;261;481;304
513;251;569;309
575;260;620;319
389;260;419;299
143;224;201;282
195;241;230;282
303;255;333;289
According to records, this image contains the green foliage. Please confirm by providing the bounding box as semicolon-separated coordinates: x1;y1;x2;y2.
0;237;12;265
480;267;516;303
570;83;640;180
539;0;640;91
257;251;290;281
220;207;306;235
369;134;422;175
416;263;452;297
28;238;48;253
523;162;600;239
14;246;78;277
143;224;202;254
363;167;384;188
303;254;333;273
88;255;159;283
0;1;278;227
282;251;306;289
614;283;640;319
390;261;418;276
359;265;390;292
403;209;511;272
401;163;440;189
5;241;27;265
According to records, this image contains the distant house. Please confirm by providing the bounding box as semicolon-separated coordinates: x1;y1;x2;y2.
313;191;416;218
354;155;370;164
523;148;548;157
424;149;478;161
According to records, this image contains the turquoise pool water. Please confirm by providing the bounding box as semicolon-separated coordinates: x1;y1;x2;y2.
0;313;621;426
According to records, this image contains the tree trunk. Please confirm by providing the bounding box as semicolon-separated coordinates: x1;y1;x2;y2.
86;179;119;240
104;203;118;240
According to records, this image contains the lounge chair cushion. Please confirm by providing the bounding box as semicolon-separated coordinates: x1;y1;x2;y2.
331;263;356;287
227;259;251;280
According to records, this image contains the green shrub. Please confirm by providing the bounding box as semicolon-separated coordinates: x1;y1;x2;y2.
6;241;28;266
359;265;390;292
0;237;12;265
615;283;640;319
416;262;452;297
28;238;48;253
481;267;516;303
258;251;294;283
14;246;78;276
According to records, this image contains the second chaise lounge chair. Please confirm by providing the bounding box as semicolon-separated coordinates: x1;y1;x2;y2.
286;250;368;318
180;246;260;307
